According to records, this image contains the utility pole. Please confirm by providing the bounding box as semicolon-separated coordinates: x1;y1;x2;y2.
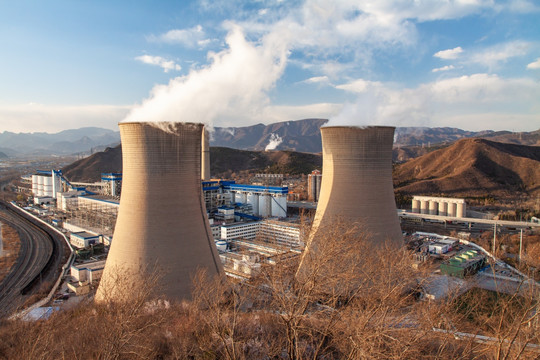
519;228;523;265
492;222;497;255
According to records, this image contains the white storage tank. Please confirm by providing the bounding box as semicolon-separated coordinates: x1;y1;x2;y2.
456;203;466;218
420;200;429;214
438;202;448;217
411;199;420;213
247;192;259;215
32;175;39;196
271;195;287;218
429;201;437;215
37;176;44;197
448;203;457;217
43;176;53;197
259;194;270;217
215;240;227;252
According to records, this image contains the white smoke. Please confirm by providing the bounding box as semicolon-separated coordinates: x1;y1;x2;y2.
123;24;290;128
265;133;283;151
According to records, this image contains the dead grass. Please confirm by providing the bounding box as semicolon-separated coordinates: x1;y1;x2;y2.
0;224;21;283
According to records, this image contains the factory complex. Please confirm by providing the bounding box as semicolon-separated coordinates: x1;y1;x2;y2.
19;122;538;305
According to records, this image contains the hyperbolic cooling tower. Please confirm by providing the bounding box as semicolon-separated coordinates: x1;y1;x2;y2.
303;126;403;252
96;122;223;302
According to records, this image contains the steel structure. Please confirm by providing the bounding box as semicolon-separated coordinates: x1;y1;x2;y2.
96;122;223;302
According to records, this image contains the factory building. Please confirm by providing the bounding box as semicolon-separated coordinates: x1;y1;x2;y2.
96;122;223;303
440;250;486;278
411;196;467;218
31;170;63;203
69;231;101;249
307;170;322;202
222;183;288;218
220;219;302;248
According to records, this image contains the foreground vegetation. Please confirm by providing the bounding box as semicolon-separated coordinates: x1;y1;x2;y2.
0;222;539;359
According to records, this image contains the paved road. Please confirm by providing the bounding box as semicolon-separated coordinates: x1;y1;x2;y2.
0;202;64;317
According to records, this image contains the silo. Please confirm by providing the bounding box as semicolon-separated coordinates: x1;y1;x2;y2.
456;202;466;218
429;200;438;215
302;126;403;259
420;200;429;214
438;202;448;217
32;175;39;196
37;175;44;197
247;192;259;215
271;195;287;218
96;122;223;303
411;199;420;213
258;194;270;217
448;202;457;217
43;176;53;197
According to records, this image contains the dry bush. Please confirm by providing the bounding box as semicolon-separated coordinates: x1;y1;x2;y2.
0;224;21;283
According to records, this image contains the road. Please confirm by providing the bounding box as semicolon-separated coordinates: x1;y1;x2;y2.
0;202;65;317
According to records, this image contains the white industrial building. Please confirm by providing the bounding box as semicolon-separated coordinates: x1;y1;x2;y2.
69;231;101;249
31;170;62;200
223;183;288;218
411;196;467;218
220;219;302;248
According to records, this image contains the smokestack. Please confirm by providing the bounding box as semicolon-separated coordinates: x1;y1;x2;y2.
96;122;223;302
300;126;402;269
201;127;211;180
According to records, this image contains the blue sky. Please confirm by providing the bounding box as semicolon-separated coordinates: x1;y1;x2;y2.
0;0;539;133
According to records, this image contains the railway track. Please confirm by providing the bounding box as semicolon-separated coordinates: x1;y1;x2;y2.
0;202;65;317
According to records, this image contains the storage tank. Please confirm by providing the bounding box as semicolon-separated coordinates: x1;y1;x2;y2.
32;175;39;196
411;199;420;213
96;122;223;303
438;202;448;217
448;203;457;217
43;176;53;197
300;126;403;270
420;200;429;214
36;176;44;197
271;195;287;218
247;192;259;215
429;201;438;215
259;194;270;217
456;202;465;218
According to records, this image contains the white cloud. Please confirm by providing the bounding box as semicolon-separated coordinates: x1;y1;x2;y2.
148;25;212;48
434;47;463;60
303;76;330;84
124;25;289;127
135;55;181;73
0;104;131;133
335;79;383;93
328;73;540;131
468;40;530;69
432;65;455;72
265;133;283;150
527;57;540;69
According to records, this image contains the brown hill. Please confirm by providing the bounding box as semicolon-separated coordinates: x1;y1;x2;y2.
62;145;322;183
393;138;540;197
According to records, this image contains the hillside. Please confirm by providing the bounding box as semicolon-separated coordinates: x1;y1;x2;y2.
394;138;540;197
62;146;322;183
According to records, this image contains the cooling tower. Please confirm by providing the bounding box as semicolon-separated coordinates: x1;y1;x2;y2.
202;127;211;180
303;126;403;254
96;122;223;302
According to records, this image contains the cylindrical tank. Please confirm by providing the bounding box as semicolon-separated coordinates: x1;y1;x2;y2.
96;122;223;303
438;202;448;217
37;176;44;197
201;128;210;180
241;192;248;204
247;192;259;215
271;195;287;218
215;240;227;252
448;203;457;217
32;175;39;196
420;200;429;214
456;203;465;218
43;176;53;197
301;126;403;263
259;194;270;217
411;199;420;213
429;201;438;215
230;192;236;203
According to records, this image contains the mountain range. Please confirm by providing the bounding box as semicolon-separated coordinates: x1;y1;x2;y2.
2;119;538;157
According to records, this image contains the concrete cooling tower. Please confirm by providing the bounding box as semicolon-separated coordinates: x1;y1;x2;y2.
96;122;223;302
303;126;403;256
